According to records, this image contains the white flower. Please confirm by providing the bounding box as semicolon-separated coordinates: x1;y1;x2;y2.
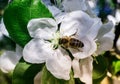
23;10;102;82
0;45;22;73
23;9;114;84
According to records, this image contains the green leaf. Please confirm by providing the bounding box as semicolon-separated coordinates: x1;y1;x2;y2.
93;56;108;84
3;0;52;47
112;60;120;75
41;66;75;84
12;58;44;84
3;1;53;84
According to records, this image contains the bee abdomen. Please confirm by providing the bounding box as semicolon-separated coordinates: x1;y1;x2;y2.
70;38;84;48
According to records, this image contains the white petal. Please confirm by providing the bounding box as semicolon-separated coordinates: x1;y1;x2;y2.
46;48;71;80
88;0;95;9
0;51;21;73
60;11;99;37
79;57;93;84
116;9;120;22
117;0;120;3
96;21;114;39
72;59;80;78
96;31;115;55
62;0;95;17
117;38;120;50
86;18;102;39
72;57;93;84
23;39;53;63
62;0;87;12
27;18;57;39
107;15;117;25
70;36;97;59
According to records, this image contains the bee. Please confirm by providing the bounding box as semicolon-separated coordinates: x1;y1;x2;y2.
59;36;84;50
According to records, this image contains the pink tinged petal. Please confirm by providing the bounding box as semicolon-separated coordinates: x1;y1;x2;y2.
0;51;21;73
79;57;93;84
71;36;97;59
118;0;120;3
27;18;57;39
46;48;71;80
23;39;53;63
60;11;97;37
96;21;114;39
62;0;87;12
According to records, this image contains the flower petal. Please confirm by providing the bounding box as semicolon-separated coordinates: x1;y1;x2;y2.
62;0;87;12
79;57;93;84
85;18;102;40
23;39;53;63
46;48;71;80
72;57;93;84
116;9;120;22
107;15;117;25
62;0;95;17
60;11;101;39
70;36;97;59
96;21;114;39
72;58;80;78
96;31;115;55
117;38;120;50
27;18;57;39
0;51;21;73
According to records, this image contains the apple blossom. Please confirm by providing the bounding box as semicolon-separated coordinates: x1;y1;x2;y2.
22;9;114;84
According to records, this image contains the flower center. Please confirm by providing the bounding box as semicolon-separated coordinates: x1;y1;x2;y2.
51;31;61;49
